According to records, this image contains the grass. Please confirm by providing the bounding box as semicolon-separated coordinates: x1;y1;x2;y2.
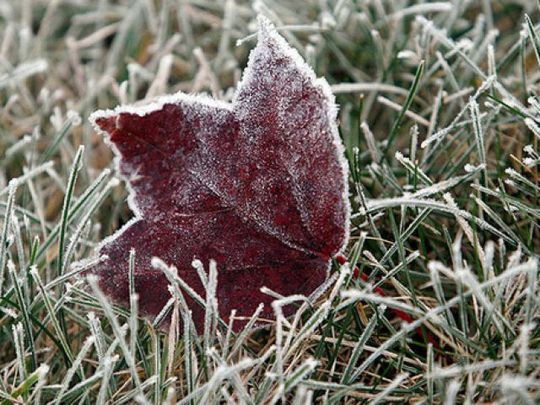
0;0;539;403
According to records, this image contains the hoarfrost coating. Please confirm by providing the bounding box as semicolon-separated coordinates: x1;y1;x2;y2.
88;16;350;331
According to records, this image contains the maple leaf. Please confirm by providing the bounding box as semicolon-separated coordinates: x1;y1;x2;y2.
89;16;350;331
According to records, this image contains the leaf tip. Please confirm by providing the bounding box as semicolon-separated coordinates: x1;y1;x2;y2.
89;110;117;136
256;14;275;41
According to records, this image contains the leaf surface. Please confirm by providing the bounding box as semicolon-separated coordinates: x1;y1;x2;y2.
90;17;349;331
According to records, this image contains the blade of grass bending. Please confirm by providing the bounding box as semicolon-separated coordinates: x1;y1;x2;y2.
473;184;540;220
383;60;425;158
57;145;85;277
355;196;514;244
62;177;115;270
35;168;111;262
38;118;75;164
45;260;99;290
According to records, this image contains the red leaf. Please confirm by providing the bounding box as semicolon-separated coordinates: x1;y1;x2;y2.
89;16;350;331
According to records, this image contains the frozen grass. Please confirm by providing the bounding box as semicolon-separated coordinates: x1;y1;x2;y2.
0;0;539;403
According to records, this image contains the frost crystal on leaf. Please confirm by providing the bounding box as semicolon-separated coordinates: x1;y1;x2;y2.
89;16;350;331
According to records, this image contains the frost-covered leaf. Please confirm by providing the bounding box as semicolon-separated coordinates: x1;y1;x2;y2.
89;16;349;331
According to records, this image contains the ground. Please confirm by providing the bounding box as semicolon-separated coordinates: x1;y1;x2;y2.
0;0;539;404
